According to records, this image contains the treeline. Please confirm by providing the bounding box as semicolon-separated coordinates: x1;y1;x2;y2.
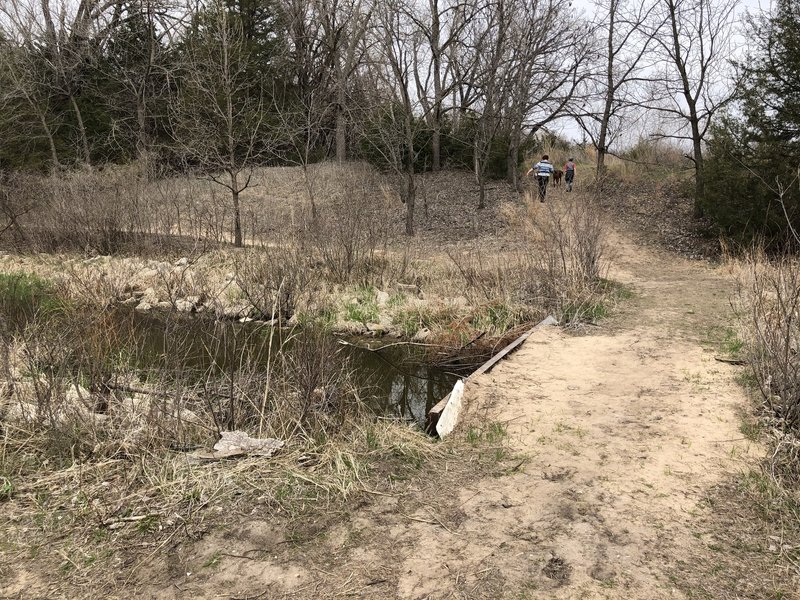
4;0;783;243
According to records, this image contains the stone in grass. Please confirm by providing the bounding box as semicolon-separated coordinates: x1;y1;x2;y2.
412;327;431;342
175;299;195;313
375;290;390;306
190;431;285;461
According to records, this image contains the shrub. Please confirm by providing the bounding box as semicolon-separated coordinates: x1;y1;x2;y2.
737;249;800;482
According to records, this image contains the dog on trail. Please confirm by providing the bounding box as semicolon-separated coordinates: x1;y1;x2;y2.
552;169;563;187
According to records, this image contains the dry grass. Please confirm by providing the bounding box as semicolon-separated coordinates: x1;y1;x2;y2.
735;249;800;484
448;195;611;326
0;417;444;594
673;469;800;599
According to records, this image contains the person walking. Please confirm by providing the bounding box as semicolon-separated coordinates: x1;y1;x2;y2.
564;157;576;192
526;154;554;202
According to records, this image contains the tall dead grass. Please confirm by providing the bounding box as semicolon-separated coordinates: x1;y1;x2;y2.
449;196;609;325
0;162;400;257
736;248;800;483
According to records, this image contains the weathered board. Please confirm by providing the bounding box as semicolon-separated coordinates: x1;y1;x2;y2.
428;315;557;437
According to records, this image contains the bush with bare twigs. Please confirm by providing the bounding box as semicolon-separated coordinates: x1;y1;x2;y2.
233;244;317;323
449;197;609;325
737;249;800;483
305;164;397;285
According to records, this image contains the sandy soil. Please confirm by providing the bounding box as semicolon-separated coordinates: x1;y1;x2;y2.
113;209;768;600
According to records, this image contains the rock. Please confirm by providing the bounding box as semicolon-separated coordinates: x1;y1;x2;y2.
452;296;469;308
396;282;423;299
366;322;386;336
376;290;390;306
335;320;368;335
135;301;153;312
142;287;159;304
222;303;252;320
3;400;38;423
175;299;195;313
138;268;158;279
65;384;90;405
213;430;284;457
412;327;431;342
174;257;189;267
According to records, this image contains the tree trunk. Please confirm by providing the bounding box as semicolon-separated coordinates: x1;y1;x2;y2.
335;83;347;163
230;171;243;247
692;126;704;217
597;0;616;181
506;126;520;190
136;95;149;159
596;85;613;179
405;169;415;235
431;119;441;171
405;114;416;235
69;94;91;166
37;111;60;173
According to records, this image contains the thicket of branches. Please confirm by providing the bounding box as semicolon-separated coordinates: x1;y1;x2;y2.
0;0;747;240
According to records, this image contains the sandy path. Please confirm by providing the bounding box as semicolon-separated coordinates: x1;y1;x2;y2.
154;225;755;600
365;230;753;599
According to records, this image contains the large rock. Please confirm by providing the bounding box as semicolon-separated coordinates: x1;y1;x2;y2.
213;430;284;457
412;327;431;342
222;303;252;320
376;290;390;306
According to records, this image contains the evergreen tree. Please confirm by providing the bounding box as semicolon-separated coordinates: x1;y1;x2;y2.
704;0;800;245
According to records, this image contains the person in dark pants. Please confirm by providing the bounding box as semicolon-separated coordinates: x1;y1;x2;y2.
564;157;576;192
526;154;554;202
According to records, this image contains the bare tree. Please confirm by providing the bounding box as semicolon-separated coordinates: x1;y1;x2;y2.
101;0;187;161
364;0;424;235
648;0;739;215
171;0;271;247
504;0;596;190
576;0;659;177
409;0;473;171
0;0;124;167
0;42;62;170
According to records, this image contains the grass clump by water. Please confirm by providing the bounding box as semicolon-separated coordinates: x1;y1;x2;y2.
0;306;448;594
344;287;379;325
0;273;64;321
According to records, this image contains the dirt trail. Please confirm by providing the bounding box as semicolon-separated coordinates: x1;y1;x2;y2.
149;222;757;600
383;228;754;599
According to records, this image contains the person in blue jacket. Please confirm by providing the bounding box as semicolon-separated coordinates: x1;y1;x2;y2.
526;154;554;202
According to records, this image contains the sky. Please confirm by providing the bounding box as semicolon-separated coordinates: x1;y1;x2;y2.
549;0;773;145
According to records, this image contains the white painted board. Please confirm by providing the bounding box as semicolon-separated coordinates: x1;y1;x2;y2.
436;379;465;438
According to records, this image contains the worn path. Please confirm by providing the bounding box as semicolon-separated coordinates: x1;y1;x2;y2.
381;227;753;598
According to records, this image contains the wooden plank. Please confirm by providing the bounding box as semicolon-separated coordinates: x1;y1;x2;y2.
435;380;465;438
427;315;557;434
